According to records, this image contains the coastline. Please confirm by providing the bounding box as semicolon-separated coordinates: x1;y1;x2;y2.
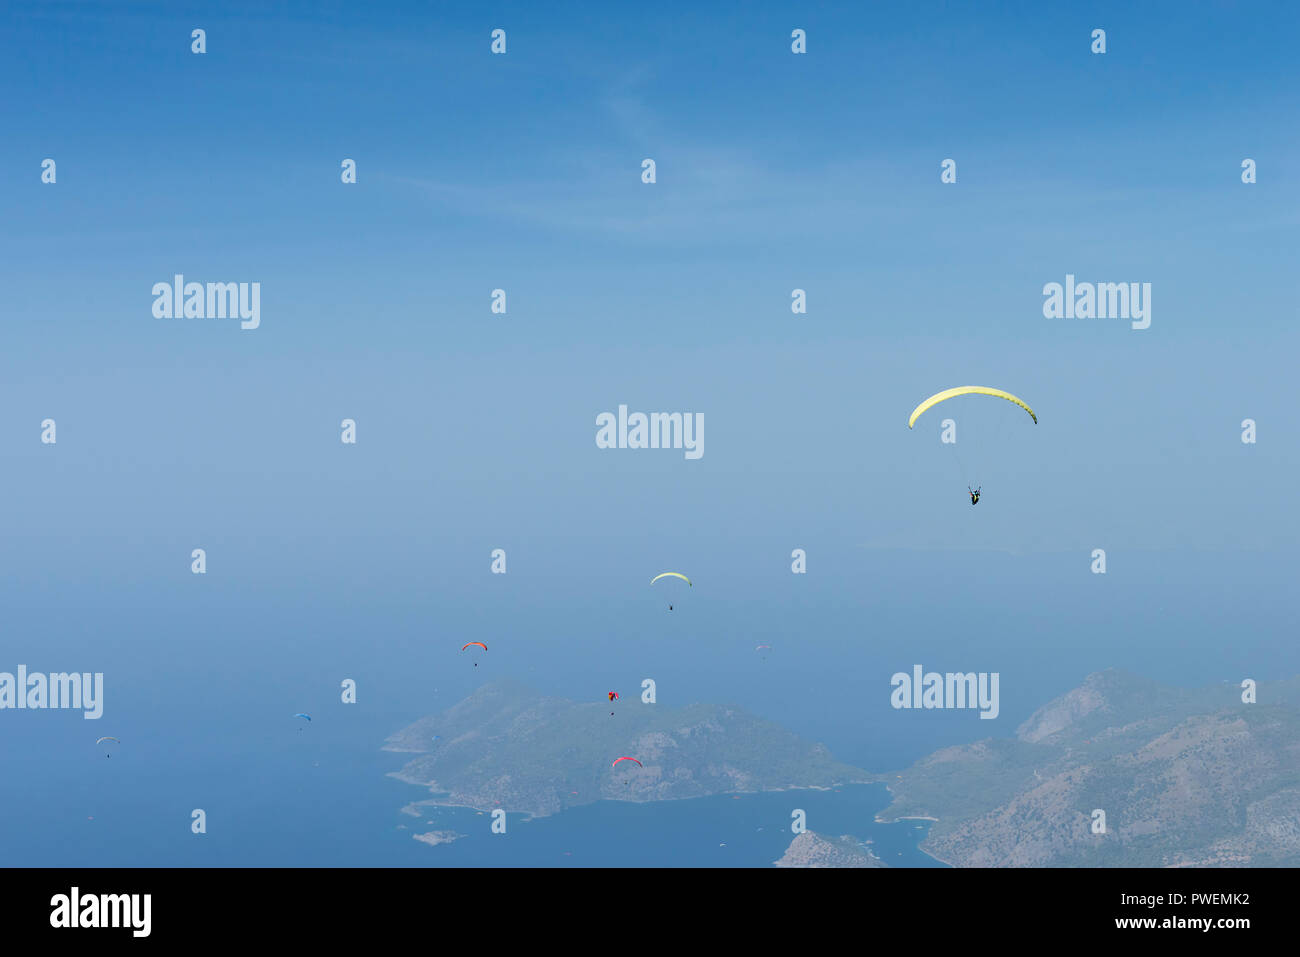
873;782;939;824
874;783;954;865
402;796;539;823
388;771;878;822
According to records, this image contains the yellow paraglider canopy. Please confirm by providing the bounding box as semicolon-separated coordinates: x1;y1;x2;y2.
908;387;1037;429
650;572;692;587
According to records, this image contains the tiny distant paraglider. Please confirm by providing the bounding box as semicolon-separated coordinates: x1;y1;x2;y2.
293;713;311;731
612;756;642;769
607;690;620;715
651;572;692;610
96;736;119;757
462;641;487;666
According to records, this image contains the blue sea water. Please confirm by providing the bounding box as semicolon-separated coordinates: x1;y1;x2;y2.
3;697;938;867
399;783;943;868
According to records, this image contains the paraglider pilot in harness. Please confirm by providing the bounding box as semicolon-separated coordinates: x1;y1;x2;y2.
968;486;981;505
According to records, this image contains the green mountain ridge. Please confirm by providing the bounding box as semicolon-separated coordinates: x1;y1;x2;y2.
876;669;1300;866
384;680;868;819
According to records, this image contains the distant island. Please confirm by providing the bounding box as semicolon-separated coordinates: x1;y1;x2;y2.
875;669;1300;867
383;679;868;820
775;832;886;868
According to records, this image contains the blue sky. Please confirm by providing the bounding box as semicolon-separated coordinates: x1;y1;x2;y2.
1;1;1297;864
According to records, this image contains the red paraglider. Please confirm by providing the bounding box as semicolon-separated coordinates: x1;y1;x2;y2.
462;641;487;666
612;756;642;768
